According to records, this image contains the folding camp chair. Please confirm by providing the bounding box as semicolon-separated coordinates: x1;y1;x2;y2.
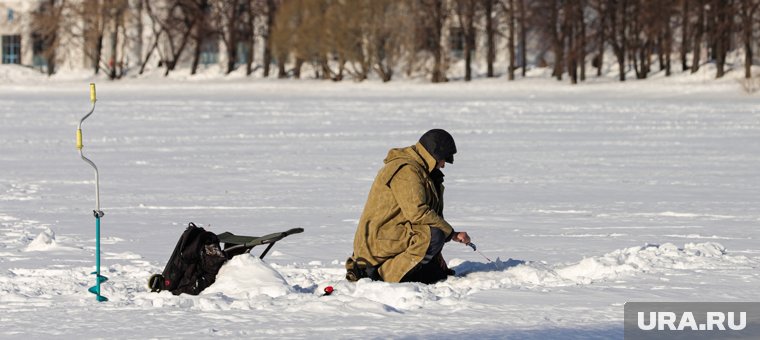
217;227;304;259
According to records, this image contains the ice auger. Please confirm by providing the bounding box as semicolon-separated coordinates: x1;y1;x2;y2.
77;83;108;302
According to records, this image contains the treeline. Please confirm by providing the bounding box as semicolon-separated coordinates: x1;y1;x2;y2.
32;0;760;82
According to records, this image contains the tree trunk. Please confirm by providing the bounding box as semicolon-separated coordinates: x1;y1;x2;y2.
277;52;287;78
139;35;159;75
245;37;255;76
610;0;628;81
597;0;604;77
485;0;495;77
109;17;118;80
190;0;209;76
320;56;332;80
691;0;704;73
94;33;103;74
714;0;731;79
745;38;753;79
665;22;673;76
566;3;577;85
133;0;144;68
225;1;240;75
263;0;276;77
681;0;690;71
430;0;447;83
658;37;665;71
462;0;475;81
744;7;753;78
740;0;757;79
45;29;56;76
294;57;304;78
164;21;195;77
245;5;256;76
508;0;516;80
551;2;563;80
519;0;527;76
578;1;586;82
190;34;202;75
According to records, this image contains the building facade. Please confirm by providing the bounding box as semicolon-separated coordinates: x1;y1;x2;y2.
0;0;34;66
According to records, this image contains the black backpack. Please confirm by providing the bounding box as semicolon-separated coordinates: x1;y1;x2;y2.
149;223;228;295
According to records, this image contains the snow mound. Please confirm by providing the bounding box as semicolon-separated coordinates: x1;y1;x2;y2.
0;65;45;83
202;254;292;299
349;279;437;310
554;242;728;284
683;242;726;257
452;242;738;289
24;228;57;251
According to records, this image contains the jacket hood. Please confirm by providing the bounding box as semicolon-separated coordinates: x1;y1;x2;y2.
383;142;439;173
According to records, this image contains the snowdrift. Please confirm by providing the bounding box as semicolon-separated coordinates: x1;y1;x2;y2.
202;255;292;299
121;241;749;312
1;214;755;315
450;242;736;292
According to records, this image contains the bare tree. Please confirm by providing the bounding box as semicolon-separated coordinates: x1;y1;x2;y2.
456;0;478;81
680;0;691;71
578;0;587;81
566;0;587;82
106;1;130;79
628;0;667;80
244;0;260;76
420;0;448;83
369;0;409;82
607;0;629;81
212;0;246;74
592;0;605;76
518;0;527;76
532;0;564;80
139;0;166;75
263;0;278;77
663;6;674;76
565;0;579;84
140;1;198;76
30;0;66;76
79;0;107;75
484;0;496;77
501;0;516;80
739;0;760;79
188;0;211;75
691;0;705;73
711;0;734;78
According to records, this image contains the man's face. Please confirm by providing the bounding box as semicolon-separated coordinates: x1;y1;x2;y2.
435;159;446;170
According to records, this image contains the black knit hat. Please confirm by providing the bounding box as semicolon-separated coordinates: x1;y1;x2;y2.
419;129;457;164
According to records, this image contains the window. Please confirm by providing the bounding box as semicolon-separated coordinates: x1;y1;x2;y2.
236;41;249;66
449;28;465;58
199;37;219;66
7;8;13;22
2;35;21;64
32;33;48;68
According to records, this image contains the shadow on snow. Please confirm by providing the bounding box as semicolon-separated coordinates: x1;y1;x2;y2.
451;258;526;276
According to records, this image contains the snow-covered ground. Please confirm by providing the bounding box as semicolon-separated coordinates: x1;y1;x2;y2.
1;67;759;338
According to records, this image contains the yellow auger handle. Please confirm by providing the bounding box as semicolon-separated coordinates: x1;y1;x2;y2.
90;83;97;103
77;129;83;149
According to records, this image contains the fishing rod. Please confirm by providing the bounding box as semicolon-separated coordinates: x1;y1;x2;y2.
77;83;108;302
467;242;493;263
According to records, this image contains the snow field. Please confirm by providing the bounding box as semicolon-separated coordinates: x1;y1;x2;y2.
1;72;759;338
2;216;751;312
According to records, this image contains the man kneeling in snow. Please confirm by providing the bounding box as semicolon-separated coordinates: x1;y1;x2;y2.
346;129;470;284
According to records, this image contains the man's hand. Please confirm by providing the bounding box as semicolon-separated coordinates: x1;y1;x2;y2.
452;231;471;244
